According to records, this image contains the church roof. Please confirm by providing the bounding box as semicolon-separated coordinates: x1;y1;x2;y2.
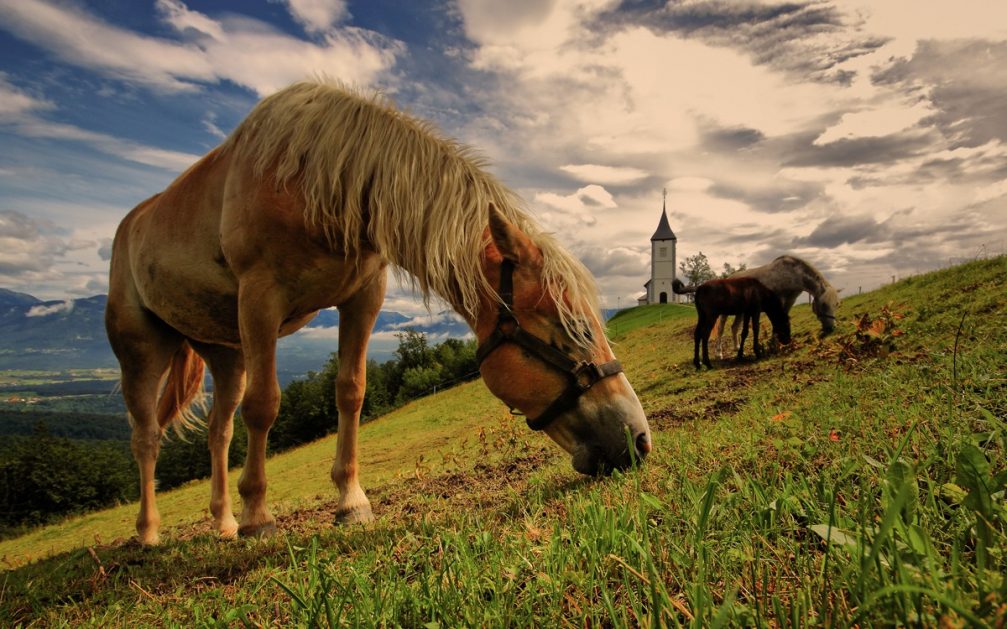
650;202;677;241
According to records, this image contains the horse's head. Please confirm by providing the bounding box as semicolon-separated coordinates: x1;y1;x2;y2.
475;206;651;476
813;286;840;334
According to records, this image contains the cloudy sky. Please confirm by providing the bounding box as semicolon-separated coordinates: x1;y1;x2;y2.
1;0;1005;315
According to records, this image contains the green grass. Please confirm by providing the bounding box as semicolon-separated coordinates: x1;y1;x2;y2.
1;257;1005;627
606;302;694;338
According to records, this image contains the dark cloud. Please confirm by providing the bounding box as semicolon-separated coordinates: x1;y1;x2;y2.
794;213;885;247
792;209;986;250
873;40;1007;148
707;180;823;214
97;237;113;261
699;122;765;152
599;0;888;84
782;130;934;168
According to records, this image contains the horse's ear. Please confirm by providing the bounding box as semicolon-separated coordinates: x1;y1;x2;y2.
488;204;541;266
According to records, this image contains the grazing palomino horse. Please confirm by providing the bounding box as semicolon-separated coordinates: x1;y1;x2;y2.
106;80;651;545
673;277;791;369
715;256;839;358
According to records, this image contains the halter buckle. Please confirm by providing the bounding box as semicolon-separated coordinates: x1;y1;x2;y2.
496;312;519;338
572;361;603;391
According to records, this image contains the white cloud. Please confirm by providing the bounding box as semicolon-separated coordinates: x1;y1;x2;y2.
26;300;73;317
0;73;53;117
667;177;713;193
201;112;227;139
155;0;226;41
0;0;213;92
815;100;935;145
389;311;466;330
0;0;400;96
283;0;349;33
534;184;618;229
8;112;201;171
560;164;649;185
0;210;68;278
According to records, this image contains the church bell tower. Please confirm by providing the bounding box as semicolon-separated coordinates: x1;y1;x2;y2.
648;189;677;304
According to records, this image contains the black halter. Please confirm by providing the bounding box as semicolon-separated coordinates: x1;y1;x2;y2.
476;259;624;431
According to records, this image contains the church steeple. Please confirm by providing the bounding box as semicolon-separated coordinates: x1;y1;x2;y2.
651;188;677;241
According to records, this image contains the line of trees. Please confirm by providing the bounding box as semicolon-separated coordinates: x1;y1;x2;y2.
270;331;479;450
0;330;478;537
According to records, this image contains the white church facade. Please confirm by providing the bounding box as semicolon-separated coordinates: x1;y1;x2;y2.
637;192;678;305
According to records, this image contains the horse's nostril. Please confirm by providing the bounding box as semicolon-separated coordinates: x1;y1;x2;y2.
635;432;652;458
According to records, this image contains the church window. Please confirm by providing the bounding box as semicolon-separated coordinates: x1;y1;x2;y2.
659;247;667;257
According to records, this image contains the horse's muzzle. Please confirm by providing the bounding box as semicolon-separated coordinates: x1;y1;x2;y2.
572;430;650;476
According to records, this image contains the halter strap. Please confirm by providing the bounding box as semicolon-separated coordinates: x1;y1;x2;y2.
476;259;623;431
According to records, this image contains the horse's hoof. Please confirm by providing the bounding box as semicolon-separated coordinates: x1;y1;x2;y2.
136;532;161;546
238;521;277;538
335;504;374;525
217;519;239;539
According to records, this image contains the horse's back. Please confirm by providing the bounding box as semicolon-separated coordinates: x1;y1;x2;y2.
109;143;388;348
695;278;772;315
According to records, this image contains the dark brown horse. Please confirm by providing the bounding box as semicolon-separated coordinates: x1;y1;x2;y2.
673;277;791;369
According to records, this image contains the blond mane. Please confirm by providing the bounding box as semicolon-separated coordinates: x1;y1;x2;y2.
221;80;599;345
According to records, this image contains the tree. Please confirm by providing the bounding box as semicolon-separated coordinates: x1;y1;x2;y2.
397;365;443;402
0;423;136;536
720;261;748;278
394;329;434;370
679;252;716;288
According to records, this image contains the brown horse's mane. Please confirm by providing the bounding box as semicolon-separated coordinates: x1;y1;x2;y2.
220;79;599;346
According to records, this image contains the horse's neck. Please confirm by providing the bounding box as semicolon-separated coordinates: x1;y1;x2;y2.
793;263;827;298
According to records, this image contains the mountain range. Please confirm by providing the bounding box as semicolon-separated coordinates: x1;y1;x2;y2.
1;289;618;381
0;288;470;379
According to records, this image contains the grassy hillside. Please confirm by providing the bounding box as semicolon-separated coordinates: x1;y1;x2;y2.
1;257;1005;626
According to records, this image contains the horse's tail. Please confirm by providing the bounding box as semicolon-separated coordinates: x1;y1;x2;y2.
156;341;207;435
672;278;696;295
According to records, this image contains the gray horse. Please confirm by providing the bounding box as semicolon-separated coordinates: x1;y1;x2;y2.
715;255;839;358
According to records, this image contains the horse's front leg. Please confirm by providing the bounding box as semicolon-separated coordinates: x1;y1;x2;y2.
752;311;763;359
332;269;387;524
235;280;284;538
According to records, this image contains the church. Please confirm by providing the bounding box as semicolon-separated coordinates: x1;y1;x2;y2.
637;191;678;305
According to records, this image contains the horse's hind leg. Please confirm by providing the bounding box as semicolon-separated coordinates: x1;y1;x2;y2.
737;313;750;361
107;301;183;545
696;314;714;369
332;270;386;524
192;342;245;538
752;311;763;359
714;315;727;359
693;315;705;369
